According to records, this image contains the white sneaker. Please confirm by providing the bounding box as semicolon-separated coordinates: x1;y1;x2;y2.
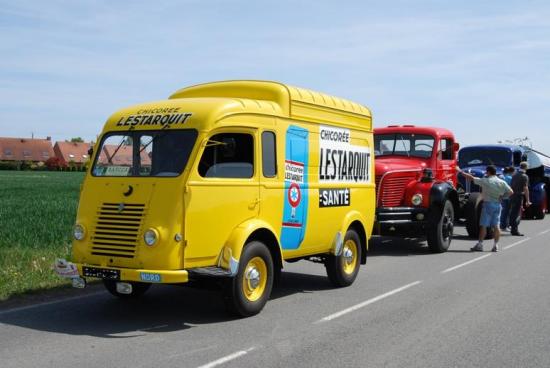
492;244;499;252
470;243;483;252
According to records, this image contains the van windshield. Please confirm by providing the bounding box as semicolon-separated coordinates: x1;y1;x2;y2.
458;148;511;168
92;129;198;177
374;134;435;158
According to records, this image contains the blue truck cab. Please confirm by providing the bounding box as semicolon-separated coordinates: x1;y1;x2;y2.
458;144;550;219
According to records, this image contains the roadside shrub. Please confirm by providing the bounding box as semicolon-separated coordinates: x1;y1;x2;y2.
0;161;21;170
45;157;66;171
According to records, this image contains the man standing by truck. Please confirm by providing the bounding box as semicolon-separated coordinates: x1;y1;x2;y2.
459;165;513;252
509;161;532;236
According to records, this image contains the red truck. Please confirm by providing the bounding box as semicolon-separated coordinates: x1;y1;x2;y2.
373;125;460;252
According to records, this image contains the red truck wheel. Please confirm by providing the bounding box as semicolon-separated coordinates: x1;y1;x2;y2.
427;200;454;253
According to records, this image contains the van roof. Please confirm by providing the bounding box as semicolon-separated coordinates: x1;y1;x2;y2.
103;80;372;133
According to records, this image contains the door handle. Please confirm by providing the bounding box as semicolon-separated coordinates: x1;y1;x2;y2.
249;198;260;210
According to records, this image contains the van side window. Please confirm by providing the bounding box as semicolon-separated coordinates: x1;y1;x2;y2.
261;131;277;177
199;133;254;178
440;138;453;160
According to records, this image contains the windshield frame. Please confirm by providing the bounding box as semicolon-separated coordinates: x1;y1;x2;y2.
458;147;512;168
91;128;198;178
374;133;436;159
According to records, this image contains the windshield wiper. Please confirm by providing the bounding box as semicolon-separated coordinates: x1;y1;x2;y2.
399;135;410;158
139;123;171;154
108;126;134;164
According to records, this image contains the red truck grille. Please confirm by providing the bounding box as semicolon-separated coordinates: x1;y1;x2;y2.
377;173;417;207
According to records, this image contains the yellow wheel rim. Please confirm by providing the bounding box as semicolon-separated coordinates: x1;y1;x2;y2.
342;239;358;275
242;256;267;302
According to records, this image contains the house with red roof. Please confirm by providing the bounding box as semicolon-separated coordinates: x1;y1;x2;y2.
0;137;54;162
53;141;93;167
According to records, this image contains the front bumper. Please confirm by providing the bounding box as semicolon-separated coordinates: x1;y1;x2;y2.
375;207;429;235
54;259;189;284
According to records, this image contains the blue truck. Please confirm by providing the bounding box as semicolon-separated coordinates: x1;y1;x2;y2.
458;144;550;237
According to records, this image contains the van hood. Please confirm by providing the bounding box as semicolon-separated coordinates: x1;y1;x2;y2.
460;165;504;178
374;157;428;177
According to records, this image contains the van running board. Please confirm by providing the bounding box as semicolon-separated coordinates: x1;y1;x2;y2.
188;267;233;278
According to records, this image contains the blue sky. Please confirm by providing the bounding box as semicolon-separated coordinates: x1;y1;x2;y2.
0;0;549;150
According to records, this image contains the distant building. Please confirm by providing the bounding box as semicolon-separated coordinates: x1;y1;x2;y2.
53;141;93;167
0;137;54;162
99;144;151;165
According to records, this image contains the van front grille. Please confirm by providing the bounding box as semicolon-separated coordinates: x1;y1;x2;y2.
91;203;146;259
378;174;417;207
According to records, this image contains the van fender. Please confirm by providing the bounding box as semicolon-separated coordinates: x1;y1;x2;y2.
217;219;282;276
333;211;368;263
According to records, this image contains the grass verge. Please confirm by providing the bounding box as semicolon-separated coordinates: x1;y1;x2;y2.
0;171;84;301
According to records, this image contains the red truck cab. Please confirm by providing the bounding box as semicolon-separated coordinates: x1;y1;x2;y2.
374;125;459;252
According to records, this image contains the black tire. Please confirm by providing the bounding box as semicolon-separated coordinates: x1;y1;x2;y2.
223;241;274;317
532;204;546;220
427;200;454;253
103;280;151;298
325;229;361;287
464;193;493;239
465;192;482;238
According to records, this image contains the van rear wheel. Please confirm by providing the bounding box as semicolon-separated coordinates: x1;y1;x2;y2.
325;229;361;287
223;241;274;317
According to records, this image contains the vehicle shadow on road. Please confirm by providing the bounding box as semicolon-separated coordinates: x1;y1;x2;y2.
367;236;431;257
0;271;335;338
0;285;236;338
271;271;334;299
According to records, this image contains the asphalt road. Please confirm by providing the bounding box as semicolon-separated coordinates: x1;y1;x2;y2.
2;218;550;368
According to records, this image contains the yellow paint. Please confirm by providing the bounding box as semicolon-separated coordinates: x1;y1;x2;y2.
69;80;375;285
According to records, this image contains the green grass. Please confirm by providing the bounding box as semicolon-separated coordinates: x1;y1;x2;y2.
0;171;84;300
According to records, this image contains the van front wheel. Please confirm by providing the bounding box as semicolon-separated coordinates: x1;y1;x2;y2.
224;241;274;317
325;229;361;287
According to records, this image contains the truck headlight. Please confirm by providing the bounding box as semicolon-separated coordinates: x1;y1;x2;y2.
73;224;86;240
144;228;159;246
411;194;423;206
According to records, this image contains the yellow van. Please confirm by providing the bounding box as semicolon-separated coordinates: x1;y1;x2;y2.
55;80;375;316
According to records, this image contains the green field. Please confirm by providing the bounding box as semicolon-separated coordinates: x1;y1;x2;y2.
0;171;85;300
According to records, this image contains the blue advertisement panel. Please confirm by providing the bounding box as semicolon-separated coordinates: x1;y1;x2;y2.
281;125;309;250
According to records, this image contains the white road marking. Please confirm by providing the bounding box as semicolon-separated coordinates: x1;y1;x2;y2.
441;254;492;274
537;229;550;236
316;281;422;323
196;347;256;368
140;324;169;331
0;291;104;316
503;237;531;250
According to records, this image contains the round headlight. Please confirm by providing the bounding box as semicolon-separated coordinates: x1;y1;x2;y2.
144;229;158;246
73;224;85;240
411;194;423;206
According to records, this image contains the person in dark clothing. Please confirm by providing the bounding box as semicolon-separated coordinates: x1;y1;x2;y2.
500;166;515;230
509;161;532;236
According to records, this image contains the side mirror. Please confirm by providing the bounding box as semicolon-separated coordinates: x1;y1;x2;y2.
453;142;460;152
87;147;93;156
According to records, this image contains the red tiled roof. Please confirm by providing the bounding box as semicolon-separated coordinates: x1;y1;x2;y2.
99;145;151;165
53;141;93;164
0;137;54;162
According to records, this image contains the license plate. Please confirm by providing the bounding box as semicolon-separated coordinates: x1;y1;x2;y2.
140;272;162;283
83;266;120;280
